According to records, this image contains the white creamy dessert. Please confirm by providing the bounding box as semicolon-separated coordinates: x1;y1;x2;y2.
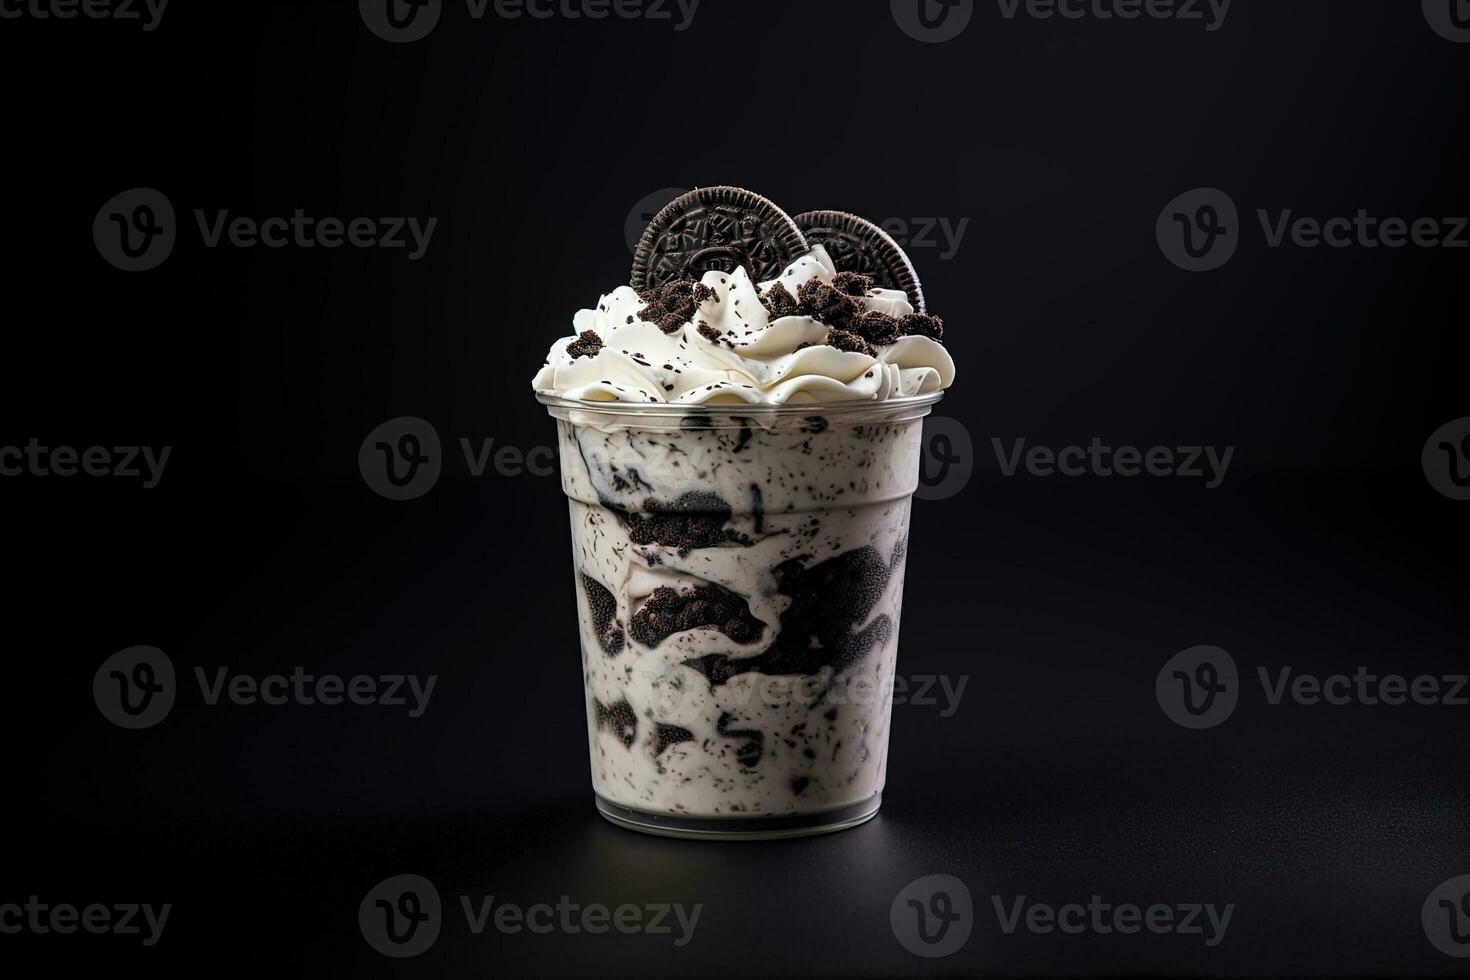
555;408;923;818
535;196;957;834
533;246;954;405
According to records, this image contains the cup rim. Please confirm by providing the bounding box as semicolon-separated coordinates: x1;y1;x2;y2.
535;390;944;422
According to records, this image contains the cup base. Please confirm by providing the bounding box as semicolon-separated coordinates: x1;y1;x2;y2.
594;793;882;841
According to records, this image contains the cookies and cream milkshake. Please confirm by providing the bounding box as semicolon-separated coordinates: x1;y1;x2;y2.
533;187;956;839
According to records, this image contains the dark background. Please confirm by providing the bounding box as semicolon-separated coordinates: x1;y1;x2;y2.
2;0;1467;976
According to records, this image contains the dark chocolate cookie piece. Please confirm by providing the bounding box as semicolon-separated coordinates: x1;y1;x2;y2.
797;278;860;329
594;698;638;749
566;330;603;359
632;187;809;293
794;210;926;312
851;311;902;347
825;328;875;356
760;281;799;318
897;312;945;342
615;492;751;556
629;584;765;648
683;539;906;687
654;723;695;757
580;573;625;656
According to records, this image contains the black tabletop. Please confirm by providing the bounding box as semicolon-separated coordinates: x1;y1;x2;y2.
2;1;1468;977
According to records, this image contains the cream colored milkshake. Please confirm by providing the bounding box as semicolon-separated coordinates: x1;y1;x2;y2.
534;189;955;838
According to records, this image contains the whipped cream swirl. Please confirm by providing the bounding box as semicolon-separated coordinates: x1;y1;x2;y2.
532;247;956;405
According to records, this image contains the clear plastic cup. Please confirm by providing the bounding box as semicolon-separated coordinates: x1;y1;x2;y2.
538;392;942;840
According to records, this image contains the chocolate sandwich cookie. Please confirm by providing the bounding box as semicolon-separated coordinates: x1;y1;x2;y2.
794;210;926;312
632;186;809;293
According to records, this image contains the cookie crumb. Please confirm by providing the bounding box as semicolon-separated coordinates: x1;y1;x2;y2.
760;281;799;317
898;312;944;341
832;271;873;297
797;278;859;328
826;328;874;356
851;311;902;346
567;330;604;359
638;278;709;333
